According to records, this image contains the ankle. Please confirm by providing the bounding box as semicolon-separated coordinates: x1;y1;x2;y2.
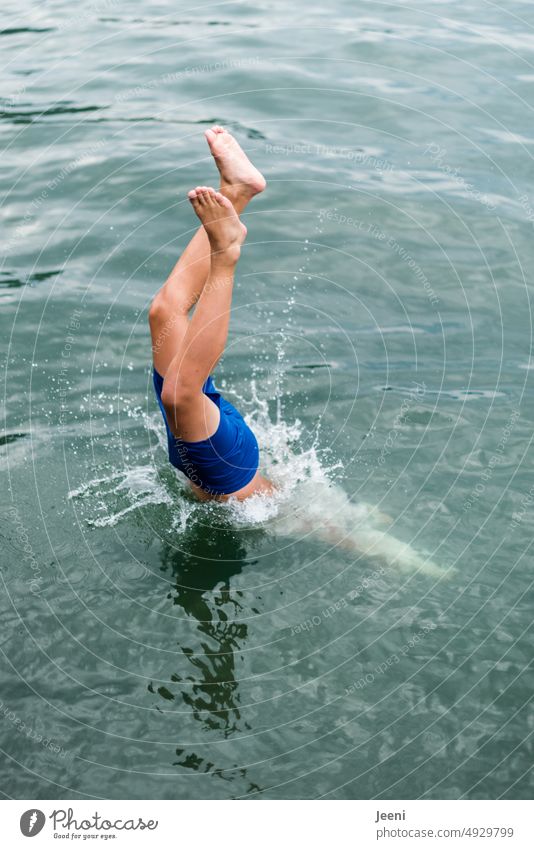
210;244;240;268
220;184;256;211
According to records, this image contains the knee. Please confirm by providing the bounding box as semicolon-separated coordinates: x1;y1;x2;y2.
149;288;191;331
160;379;195;413
148;292;167;330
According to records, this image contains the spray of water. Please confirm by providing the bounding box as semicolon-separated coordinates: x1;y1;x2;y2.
68;376;446;577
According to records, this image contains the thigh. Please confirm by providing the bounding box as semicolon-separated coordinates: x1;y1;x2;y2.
167;391;221;442
150;314;190;377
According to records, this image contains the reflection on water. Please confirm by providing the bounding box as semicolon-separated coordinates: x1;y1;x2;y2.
152;524;264;795
155;527;250;736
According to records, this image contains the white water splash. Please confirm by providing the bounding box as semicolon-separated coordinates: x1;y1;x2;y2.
68;383;446;576
222;382;445;577
68;463;173;528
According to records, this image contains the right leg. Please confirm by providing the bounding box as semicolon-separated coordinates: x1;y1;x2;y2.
149;205;218;377
160;187;275;501
160;188;246;443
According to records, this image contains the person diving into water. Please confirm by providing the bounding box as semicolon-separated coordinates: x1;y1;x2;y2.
149;125;273;501
148;127;444;576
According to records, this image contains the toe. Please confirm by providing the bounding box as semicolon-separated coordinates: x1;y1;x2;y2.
214;191;233;210
187;189;197;199
205;128;217;148
215;192;232;209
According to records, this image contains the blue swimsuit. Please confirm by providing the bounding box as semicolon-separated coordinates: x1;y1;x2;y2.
153;368;259;495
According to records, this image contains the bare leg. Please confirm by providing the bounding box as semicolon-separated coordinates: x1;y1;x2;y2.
160;187;246;440
160;187;274;501
149;126;265;376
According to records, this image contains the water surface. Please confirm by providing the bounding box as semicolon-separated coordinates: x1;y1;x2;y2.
1;0;533;799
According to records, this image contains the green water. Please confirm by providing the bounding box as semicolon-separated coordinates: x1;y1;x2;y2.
2;0;534;800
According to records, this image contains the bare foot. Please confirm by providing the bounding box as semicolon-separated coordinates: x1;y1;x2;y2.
205;125;266;200
188;186;246;264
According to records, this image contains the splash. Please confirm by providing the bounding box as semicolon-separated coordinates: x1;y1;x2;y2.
67;404;203;530
68;464;174;528
220;380;446;576
69;381;446;576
